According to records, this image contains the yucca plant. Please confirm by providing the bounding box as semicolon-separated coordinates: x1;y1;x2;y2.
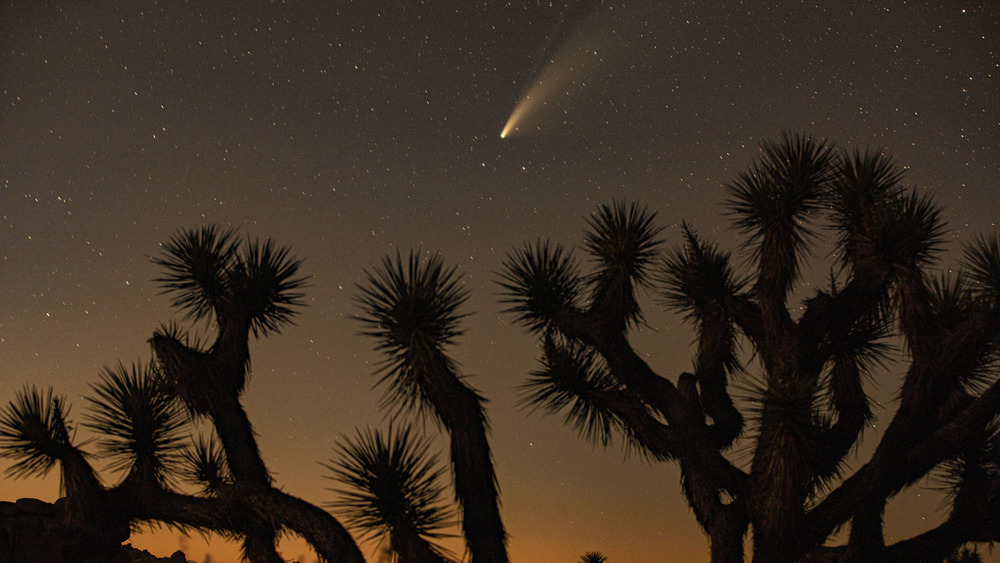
499;134;1000;562
357;251;509;563
0;385;135;554
149;226;362;562
0;386;109;522
0;372;276;559
84;362;188;490
579;551;609;563
0;386;76;481
1;226;366;563
327;425;456;563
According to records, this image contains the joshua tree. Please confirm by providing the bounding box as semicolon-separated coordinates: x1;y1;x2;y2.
943;545;984;563
0;365;286;560
499;134;1000;562
1;227;365;563
149;226;365;562
0;384;129;555
356;252;509;563
326;425;457;563
579;550;609;562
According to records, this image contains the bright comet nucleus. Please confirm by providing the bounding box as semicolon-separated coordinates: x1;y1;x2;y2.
499;2;624;139
500;103;528;138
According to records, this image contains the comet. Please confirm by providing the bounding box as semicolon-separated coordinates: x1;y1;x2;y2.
500;1;601;139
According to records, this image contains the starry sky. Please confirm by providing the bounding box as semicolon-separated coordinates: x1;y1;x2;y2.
1;1;997;561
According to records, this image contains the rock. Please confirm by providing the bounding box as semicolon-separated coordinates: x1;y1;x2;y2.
92;544;192;563
12;498;52;516
0;498;187;563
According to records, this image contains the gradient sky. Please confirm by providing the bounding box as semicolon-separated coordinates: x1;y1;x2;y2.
1;1;997;562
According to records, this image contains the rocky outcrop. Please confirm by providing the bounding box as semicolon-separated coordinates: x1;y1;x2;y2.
0;498;188;563
92;544;190;563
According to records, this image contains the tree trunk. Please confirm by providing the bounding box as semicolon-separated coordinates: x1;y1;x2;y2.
208;391;271;488
708;520;745;563
750;425;808;563
423;358;508;563
250;488;366;563
450;416;507;563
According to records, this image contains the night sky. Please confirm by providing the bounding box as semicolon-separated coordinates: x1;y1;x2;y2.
2;1;997;562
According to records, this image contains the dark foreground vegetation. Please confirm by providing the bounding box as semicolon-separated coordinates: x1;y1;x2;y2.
1;134;997;562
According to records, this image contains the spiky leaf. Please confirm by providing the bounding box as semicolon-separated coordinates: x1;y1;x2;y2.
154;225;239;322
583;201;664;328
0;387;74;479
356;251;469;419
83;362;188;484
498;240;582;334
326;426;456;562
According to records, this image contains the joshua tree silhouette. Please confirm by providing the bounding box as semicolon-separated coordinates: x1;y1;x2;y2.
499;134;1000;562
1;227;364;562
355;252;509;563
326;425;457;563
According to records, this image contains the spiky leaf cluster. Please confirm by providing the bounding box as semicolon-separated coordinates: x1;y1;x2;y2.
658;224;745;325
520;334;627;448
936;421;1000;520
356;251;469;418
964;232;1000;304
154;225;308;337
84;362;187;483
584;201;664;327
155;225;238;322
500;202;665;336
924;275;999;395
326;426;455;560
579;551;609;563
498;240;582;334
180;434;231;494
233;238;308;337
726;132;834;295
828;149;946;286
0;387;73;479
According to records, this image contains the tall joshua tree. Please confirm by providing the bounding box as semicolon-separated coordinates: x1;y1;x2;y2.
356;252;509;563
1;227;365;563
148;225;363;562
150;226;300;489
499;133;1000;562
